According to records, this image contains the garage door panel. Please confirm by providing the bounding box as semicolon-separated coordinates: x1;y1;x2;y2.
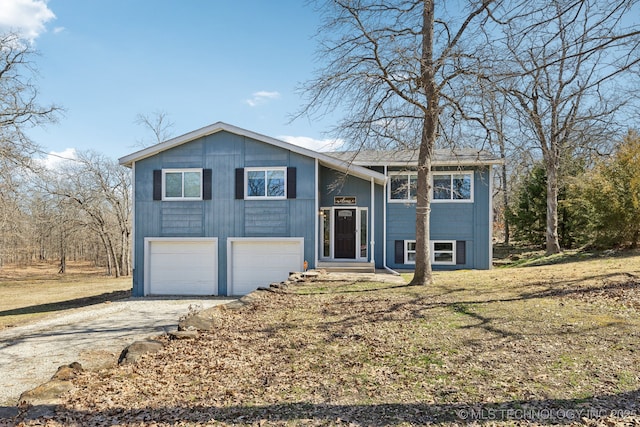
229;239;303;296
146;238;218;296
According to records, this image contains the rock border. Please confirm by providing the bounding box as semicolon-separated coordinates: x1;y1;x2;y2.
9;272;305;420
9;269;386;421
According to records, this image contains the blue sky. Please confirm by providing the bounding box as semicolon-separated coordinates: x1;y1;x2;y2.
0;0;342;165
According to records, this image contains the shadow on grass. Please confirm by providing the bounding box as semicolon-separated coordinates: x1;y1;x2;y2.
495;247;640;269
285;271;639;344
9;389;640;425
296;282;413;295
0;290;131;318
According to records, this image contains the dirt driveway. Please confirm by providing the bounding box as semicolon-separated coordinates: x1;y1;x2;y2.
0;297;235;409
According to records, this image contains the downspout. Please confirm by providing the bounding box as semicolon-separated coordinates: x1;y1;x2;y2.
131;161;136;274
489;165;494;269
370;176;375;266
382;166;400;276
314;158;319;269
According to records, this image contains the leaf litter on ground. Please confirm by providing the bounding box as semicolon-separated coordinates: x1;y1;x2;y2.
11;250;640;426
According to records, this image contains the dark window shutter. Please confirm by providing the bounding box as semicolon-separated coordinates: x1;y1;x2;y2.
287;167;297;199
456;241;466;265
202;169;212;200
235;168;244;200
153;170;162;201
395;240;405;264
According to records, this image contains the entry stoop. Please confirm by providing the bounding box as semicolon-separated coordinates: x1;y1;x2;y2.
316;261;376;273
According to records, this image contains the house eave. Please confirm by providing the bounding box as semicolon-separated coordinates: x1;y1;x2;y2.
118;121;386;185
353;159;504;167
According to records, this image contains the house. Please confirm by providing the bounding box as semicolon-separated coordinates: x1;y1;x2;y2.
119;122;501;296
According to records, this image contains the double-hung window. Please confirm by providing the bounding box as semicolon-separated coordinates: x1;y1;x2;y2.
389;172;418;202
432;241;456;264
245;167;286;199
405;240;417;264
402;240;457;265
163;169;202;200
432;171;473;202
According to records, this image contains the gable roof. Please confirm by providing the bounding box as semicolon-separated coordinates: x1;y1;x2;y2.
327;148;502;167
118;122;387;185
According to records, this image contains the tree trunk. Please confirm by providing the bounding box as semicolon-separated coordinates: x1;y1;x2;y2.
409;0;435;286
107;234;121;278
58;238;66;274
410;122;435;285
545;157;561;254
500;143;510;245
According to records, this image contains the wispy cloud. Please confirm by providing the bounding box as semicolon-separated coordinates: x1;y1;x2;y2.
53;26;65;34
279;135;345;152
245;91;280;107
39;148;77;170
0;0;56;42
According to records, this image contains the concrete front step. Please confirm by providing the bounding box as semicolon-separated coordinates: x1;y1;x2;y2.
316;262;376;273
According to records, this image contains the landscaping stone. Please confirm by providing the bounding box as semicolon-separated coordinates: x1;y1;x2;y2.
51;362;83;381
178;309;218;331
117;339;163;365
18;380;73;406
17;362;84;407
168;330;198;340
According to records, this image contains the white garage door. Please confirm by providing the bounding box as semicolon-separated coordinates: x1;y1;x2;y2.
145;238;218;295
228;238;304;296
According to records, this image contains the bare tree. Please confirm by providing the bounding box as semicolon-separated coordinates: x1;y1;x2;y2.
479;90;512;244
489;0;640;254
0;32;60;168
134;110;174;147
41;151;132;276
298;1;504;285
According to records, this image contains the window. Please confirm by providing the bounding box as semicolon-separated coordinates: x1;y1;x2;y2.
360;208;368;258
163;169;202;200
321;208;331;258
401;240;456;265
432;172;473;202
405;240;416;264
389;172;418;202
432;241;456;265
245;167;286;199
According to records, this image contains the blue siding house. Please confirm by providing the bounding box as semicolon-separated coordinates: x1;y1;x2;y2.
119;122;500;296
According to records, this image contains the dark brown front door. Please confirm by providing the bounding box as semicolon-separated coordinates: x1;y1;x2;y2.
334;209;356;258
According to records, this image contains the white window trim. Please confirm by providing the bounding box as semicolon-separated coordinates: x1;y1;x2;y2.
403;240;457;265
432;240;456;265
431;171;474;203
244;167;287;200
358;207;368;260
320;207;333;259
162;168;203;201
404;240;416;264
388;171;417;203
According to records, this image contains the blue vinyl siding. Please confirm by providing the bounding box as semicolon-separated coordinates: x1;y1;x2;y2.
386;167;492;270
132;131;316;296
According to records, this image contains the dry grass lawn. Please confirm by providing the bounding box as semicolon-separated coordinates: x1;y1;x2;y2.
0;261;131;329
13;250;640;426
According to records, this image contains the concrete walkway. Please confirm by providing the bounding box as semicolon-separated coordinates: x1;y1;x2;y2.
0;297;235;409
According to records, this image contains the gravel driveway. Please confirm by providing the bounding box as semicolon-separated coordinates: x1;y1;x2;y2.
0;297;235;408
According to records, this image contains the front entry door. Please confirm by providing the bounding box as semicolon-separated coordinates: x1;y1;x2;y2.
334;209;356;258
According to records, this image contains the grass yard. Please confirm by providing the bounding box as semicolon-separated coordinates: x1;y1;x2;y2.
0;261;131;329
14;251;640;426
